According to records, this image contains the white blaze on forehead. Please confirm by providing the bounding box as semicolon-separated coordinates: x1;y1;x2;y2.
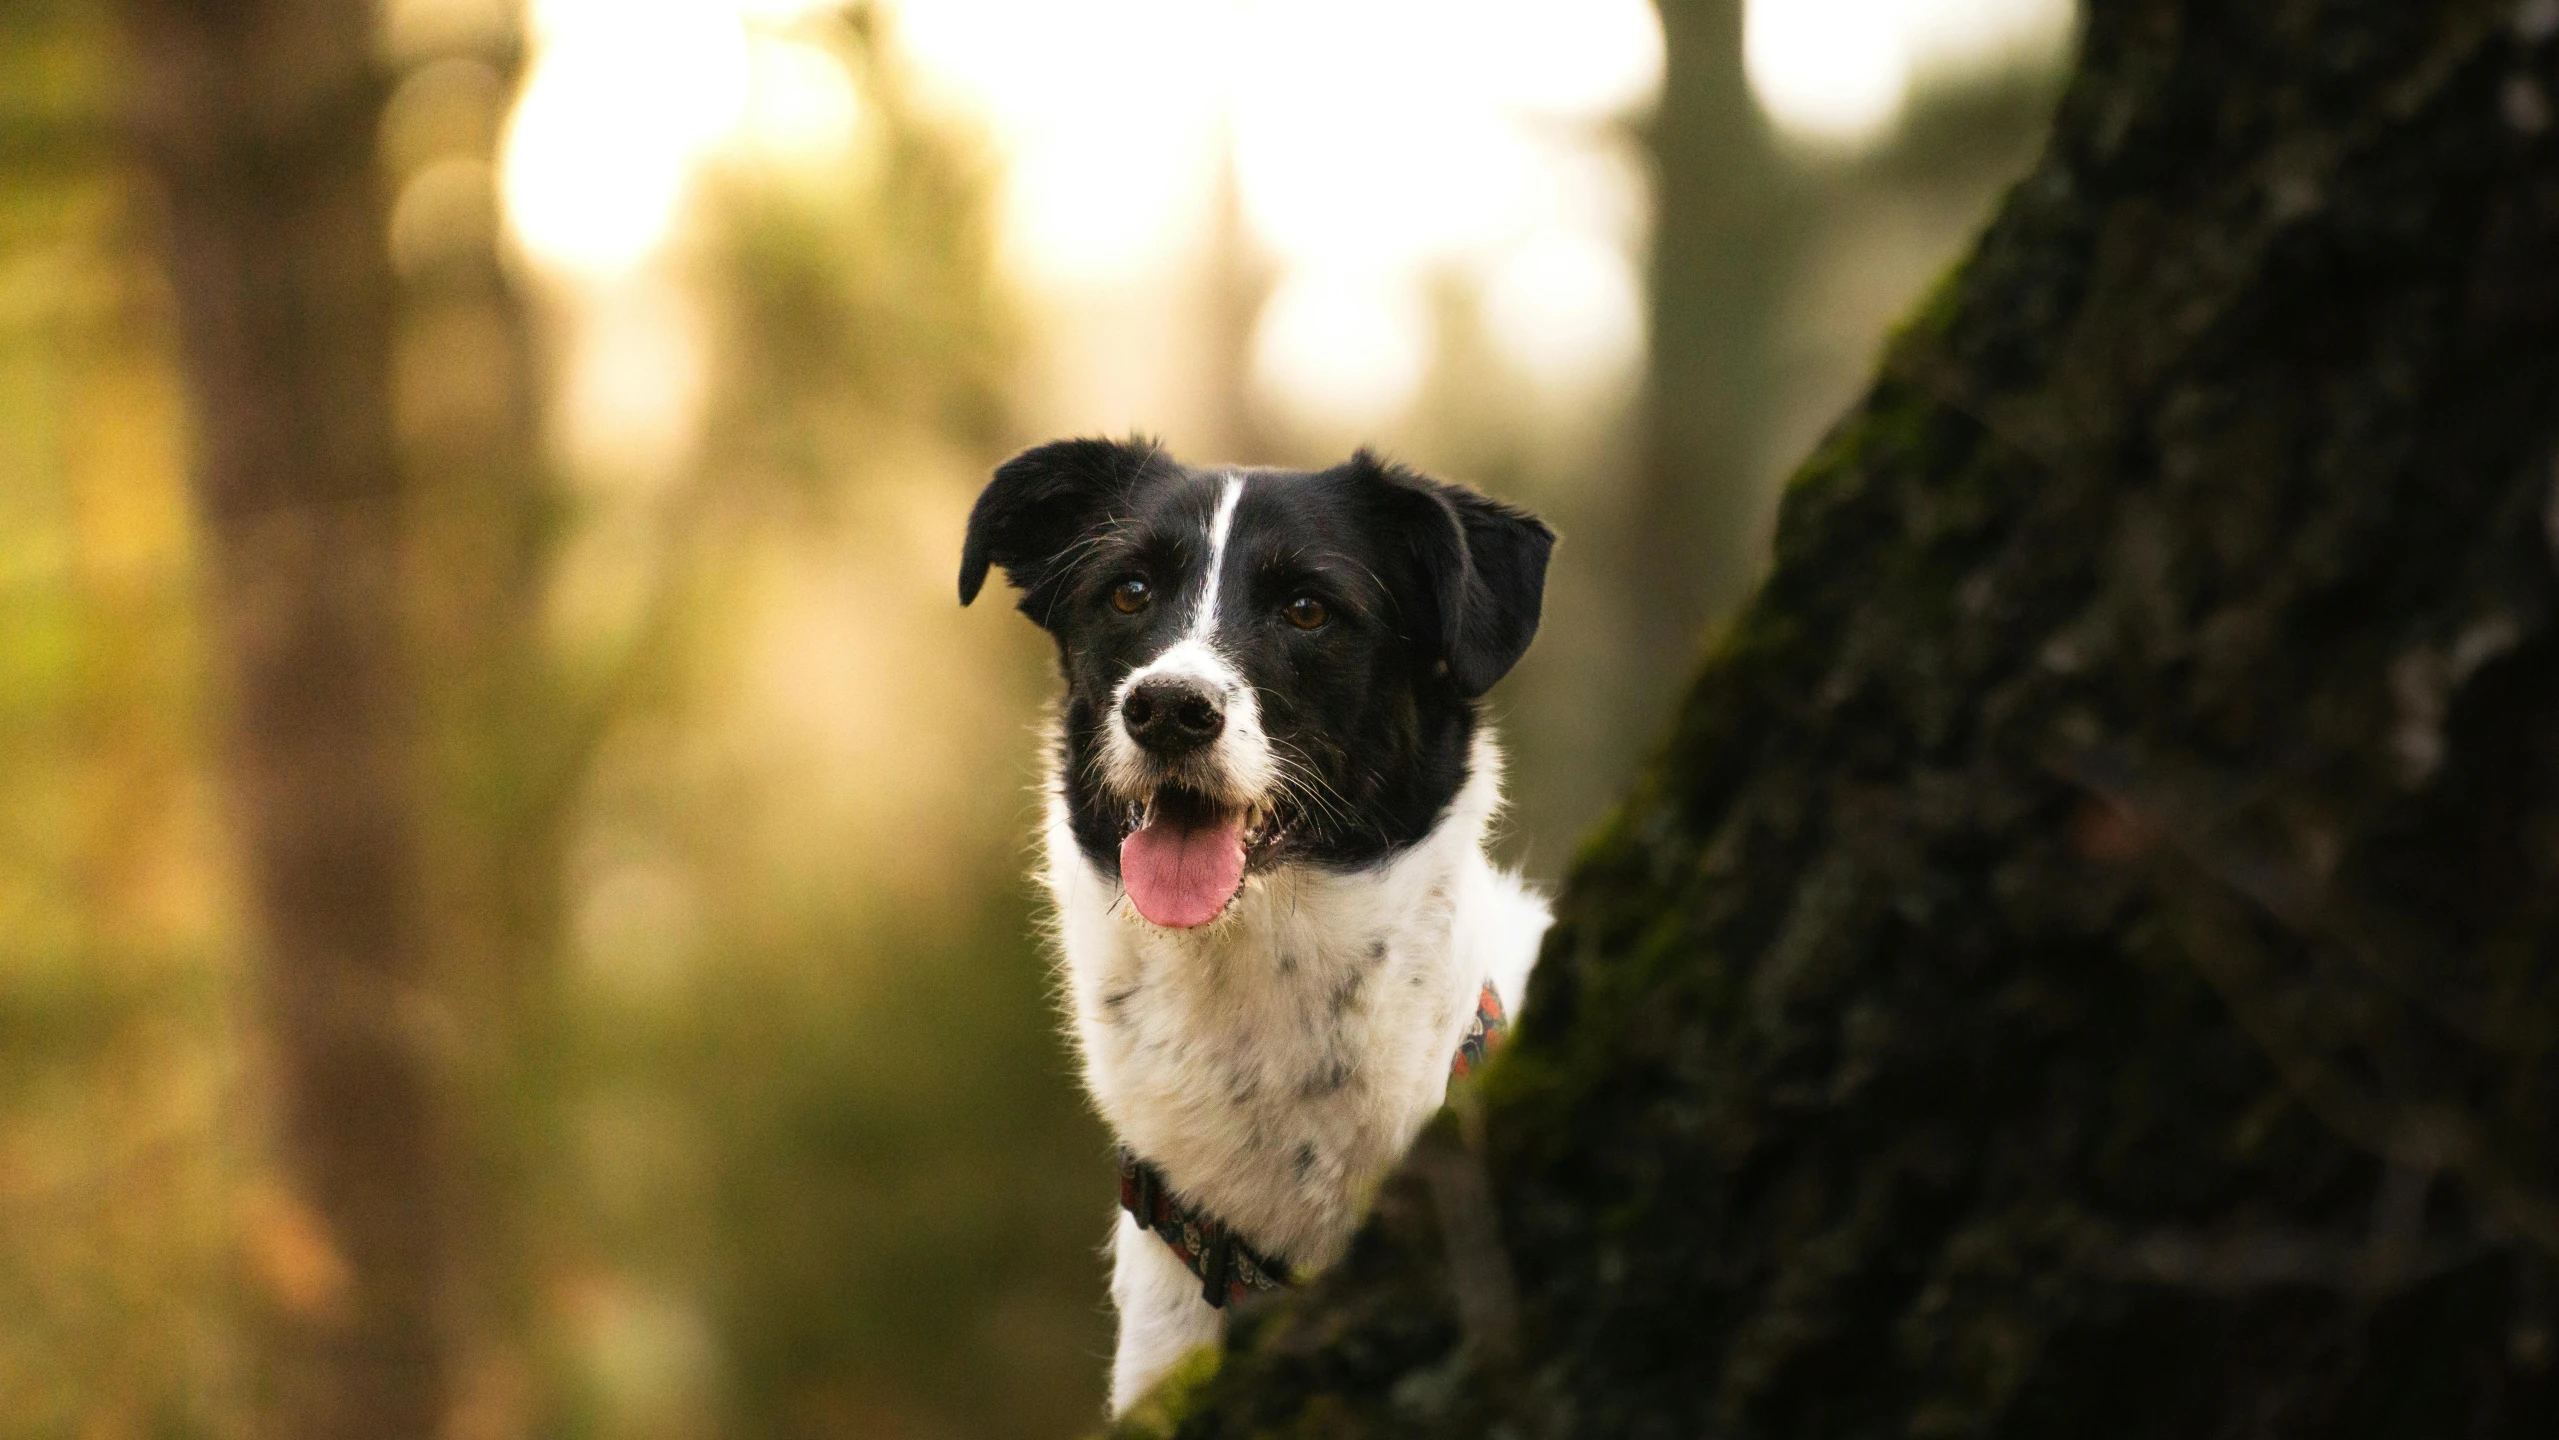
1102;472;1274;805
1188;472;1247;643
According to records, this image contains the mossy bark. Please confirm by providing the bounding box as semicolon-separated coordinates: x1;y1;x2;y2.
1140;2;2559;1435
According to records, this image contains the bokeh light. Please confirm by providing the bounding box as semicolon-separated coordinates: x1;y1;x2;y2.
494;0;2072;420
870;0;1662;430
1250;266;1436;433
502;0;871;277
734;35;868;175
496;0;1673;427
1744;0;2073;144
888;0;1227;283
1481;227;1646;394
1745;0;1912;142
502;4;748;275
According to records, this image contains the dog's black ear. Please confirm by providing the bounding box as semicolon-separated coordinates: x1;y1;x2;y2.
961;436;1160;615
1357;451;1555;698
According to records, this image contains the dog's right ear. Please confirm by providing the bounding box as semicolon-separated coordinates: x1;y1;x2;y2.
960;437;1160;614
1354;451;1555;699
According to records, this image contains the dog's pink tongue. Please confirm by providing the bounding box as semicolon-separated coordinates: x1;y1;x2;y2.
1120;812;1247;929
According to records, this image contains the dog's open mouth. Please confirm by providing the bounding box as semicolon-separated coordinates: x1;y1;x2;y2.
1117;786;1288;929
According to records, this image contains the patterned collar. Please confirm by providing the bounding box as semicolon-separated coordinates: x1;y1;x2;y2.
1115;982;1510;1309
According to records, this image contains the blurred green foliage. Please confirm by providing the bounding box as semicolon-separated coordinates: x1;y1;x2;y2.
430;8;1115;1435
530;21;1119;1428
0;2;249;1433
0;1;1108;1434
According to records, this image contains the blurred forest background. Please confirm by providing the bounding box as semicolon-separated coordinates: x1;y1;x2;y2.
0;0;2069;1434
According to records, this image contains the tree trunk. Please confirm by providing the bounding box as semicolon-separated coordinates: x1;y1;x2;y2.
380;18;565;1433
120;1;447;1433
1137;2;2559;1434
1626;0;1797;722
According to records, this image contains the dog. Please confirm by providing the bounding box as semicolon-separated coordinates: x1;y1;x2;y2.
959;437;1555;1413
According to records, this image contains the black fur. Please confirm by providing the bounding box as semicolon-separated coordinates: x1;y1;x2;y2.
961;437;1554;877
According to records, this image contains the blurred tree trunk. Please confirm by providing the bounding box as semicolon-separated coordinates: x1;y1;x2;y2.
1135;2;2559;1434
1627;0;1798;719
1196;141;1276;467
120;1;447;1434
378;17;568;1433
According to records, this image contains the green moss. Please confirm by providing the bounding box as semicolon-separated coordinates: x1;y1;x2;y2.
1107;1344;1225;1440
1888;257;1974;353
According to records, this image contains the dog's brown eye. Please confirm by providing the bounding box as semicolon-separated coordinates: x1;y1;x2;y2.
1283;596;1327;630
1110;578;1151;614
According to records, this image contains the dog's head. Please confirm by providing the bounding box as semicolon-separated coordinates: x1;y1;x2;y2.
961;437;1553;928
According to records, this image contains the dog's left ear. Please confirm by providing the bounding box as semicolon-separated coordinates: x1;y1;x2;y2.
1358;452;1556;698
961;436;1162;621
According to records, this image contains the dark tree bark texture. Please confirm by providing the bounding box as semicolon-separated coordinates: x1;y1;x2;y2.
120;1;447;1434
1138;2;2559;1435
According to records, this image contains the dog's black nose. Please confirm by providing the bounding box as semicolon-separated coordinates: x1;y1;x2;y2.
1122;677;1225;755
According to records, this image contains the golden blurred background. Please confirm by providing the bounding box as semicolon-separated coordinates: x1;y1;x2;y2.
1;0;2066;1432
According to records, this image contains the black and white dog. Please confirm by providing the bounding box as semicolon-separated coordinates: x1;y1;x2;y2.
959;437;1554;1412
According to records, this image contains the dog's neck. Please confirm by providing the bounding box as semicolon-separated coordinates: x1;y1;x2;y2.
1043;732;1533;1268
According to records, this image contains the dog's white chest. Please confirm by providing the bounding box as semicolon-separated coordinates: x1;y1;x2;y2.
1043;738;1546;1270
